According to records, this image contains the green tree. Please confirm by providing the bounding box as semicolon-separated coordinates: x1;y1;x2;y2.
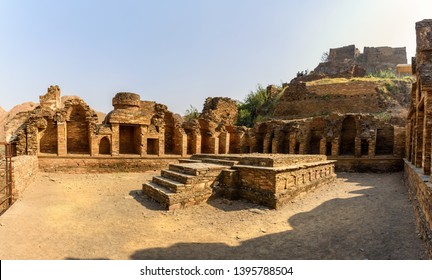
236;84;276;127
183;105;200;122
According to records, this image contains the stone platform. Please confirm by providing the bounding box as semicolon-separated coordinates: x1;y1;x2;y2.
142;154;336;210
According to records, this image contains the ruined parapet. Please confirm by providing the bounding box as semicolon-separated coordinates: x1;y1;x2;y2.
311;44;407;80
39;85;61;111
363;46;407;73
328;45;359;63
201;97;238;127
112;92;141;110
416;19;432;89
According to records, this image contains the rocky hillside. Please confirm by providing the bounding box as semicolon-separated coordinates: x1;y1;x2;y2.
0;102;38;142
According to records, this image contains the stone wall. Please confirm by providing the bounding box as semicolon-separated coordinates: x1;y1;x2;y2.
273;79;408;119
363;47;407;72
333;157;403;172
328;45;358;63
11;155;38;200
38;156;183;173
232;161;335;209
404;19;432;258
404;160;432;258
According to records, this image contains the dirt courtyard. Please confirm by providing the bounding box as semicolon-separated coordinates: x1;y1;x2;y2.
0;171;426;260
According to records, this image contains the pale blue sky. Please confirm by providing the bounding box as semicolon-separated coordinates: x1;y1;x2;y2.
0;0;430;115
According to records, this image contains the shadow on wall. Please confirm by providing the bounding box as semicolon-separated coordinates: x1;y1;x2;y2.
130;173;425;260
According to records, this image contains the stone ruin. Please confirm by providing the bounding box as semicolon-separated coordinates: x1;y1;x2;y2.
404;19;432;257
1;29;417;215
311;44;407;79
143;154;335;210
11;89;242;159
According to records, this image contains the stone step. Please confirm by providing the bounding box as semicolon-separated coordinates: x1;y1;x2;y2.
152;176;186;193
178;159;202;163
142;181;174;209
201;158;239;167
161;169;196;184
169;162;229;176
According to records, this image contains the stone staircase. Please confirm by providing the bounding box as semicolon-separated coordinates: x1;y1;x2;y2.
142;159;235;210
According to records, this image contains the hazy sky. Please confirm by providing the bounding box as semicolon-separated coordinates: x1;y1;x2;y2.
0;0;430;115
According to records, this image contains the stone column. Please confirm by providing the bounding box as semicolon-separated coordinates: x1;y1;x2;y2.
158;135;164;156
193;134;201;154
299;142;306;154
422;91;432;175
405;122;412;161
263;132;272;154
411;119;416;163
180;133;188;157
289;132;297;154
272;129;284;154
156;127;164;156
319;138;326;155
90;136;98;156
331;137;340;156
354;137;361;158
368;138;376;157
209;136;219;154
57;122;67;156
415;109;424;168
111;123;119;156
219;132;230;154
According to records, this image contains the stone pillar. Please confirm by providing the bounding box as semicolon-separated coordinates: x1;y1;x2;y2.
354;137;361;158
141;136;148;156
415;109;424;168
180;133;188;157
157;127;164;156
331;138;339;156
219;132;230;154
90;136;98;156
368;138;376;157
263;132;272;154
405;122;412;161
111;123;119;156
57;122;67;156
193;134;201;154
319;138;326;155
423;92;432;174
289;132;297;154
332;137;340;157
411;119;416;163
299;142;306;154
209;136;219;154
393;126;405;158
271;129;283;154
158;135;164;156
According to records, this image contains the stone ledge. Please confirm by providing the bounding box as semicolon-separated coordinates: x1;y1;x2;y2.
404;159;432;258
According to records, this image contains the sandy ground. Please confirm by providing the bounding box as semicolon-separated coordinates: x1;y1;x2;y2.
0;171;426;260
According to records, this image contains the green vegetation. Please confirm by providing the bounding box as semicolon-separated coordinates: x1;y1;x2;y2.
306;75;413;87
366;69;397;79
183;105;200;122
236;84;283;127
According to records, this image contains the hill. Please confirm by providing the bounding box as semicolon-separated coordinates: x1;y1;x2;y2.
0;102;38;142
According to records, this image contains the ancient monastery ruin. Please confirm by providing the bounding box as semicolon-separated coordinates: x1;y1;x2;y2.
1;19;432;258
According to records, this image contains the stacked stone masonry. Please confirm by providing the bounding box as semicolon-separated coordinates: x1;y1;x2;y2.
404;19;432;258
143;154;336;210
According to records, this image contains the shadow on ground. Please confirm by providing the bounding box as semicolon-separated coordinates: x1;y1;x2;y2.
129;190;165;211
130;173;426;260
